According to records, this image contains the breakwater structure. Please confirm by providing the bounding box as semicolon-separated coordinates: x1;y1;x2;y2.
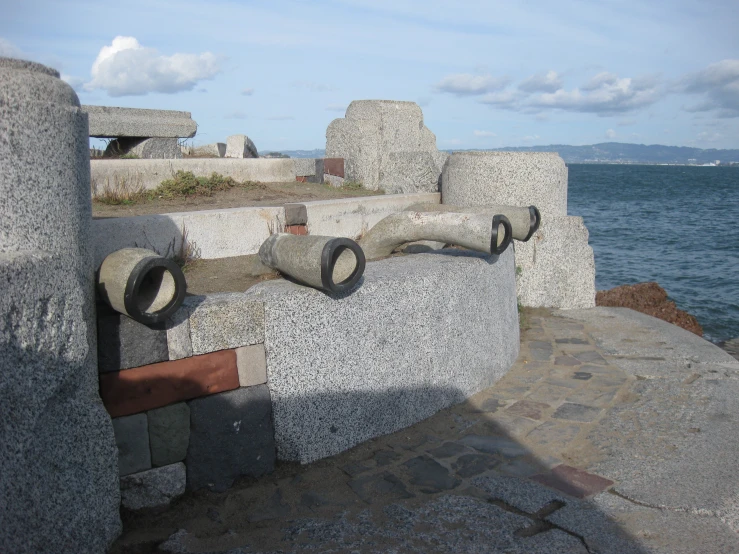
1;58;595;551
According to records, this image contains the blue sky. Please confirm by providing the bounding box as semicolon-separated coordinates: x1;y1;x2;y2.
2;0;738;151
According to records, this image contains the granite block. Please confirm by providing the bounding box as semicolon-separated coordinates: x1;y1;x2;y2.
284;203;308;225
292;158;318;177
326;100;438;191
98;312;169;372
186;293;265;355
236;344;268;387
441;151;568;219
166;305;192;361
100;349;240;417
113;413;152;476
246;248;519;463
148;403;190;467
120;463;186;511
82;105;197;138
1;58;121;551
186;385;276;492
378;151;441;194
104;137;181;159
225;134;258;158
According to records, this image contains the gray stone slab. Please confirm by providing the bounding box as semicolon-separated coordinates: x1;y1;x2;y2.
292;158;318;177
514;216;596;309
113;413;152;476
326;100;439;191
148;403;190;467
459;435;529;458
236;343;268;387
441;151;568;219
185;293;264;355
104;137;182;159
225;134;258;158
472;473;566;513
166;305;193;361
247;249;519;463
82;105;197;138
284;203;308;225
1;58;120;552
98;312;169;372
184;143;226;158
378;151;441;194
186;385;276;492
120;463;186;512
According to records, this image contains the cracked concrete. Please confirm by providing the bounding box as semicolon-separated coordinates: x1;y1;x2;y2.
111;307;739;553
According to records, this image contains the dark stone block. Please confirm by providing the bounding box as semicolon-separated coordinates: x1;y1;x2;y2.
284;203;308;225
97;312;168;372
186;385;276;492
453;454;500;478
552;403;602;423
349;472;414;504
403;455;461;492
428;441;467;459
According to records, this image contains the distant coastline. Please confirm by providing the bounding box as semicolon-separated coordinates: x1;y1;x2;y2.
277;142;739;166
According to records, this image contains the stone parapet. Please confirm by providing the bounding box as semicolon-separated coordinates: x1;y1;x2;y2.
82;105;197;138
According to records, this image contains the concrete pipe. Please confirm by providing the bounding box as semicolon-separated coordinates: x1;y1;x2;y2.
359;211;512;261
97;248;187;324
259;234;366;293
406;203;540;241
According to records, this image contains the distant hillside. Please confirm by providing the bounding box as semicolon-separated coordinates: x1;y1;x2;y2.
278;143;739;165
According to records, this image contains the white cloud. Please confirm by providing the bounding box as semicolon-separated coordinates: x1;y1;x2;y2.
680;59;739;118
605;128;616;139
241;88;255;96
85;36;221;96
473;130;497;137
443;138;462;145
519;70;562;93
479;90;520;107
326;104;348;112
435;73;510;96
0;37;24;59
528;72;662;115
224;111;248;119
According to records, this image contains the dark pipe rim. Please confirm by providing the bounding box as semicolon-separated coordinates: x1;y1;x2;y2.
321;238;366;293
523;205;541;242
124;256;187;325
490;215;513;255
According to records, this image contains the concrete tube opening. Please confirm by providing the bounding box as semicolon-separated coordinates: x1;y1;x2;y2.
491;215;513;255
524;205;541;241
321;238;366;293
97;248;187;325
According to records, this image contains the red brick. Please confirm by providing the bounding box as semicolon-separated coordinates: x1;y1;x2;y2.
285;224;308;236
323;158;344;178
295;176;307;183
531;464;614;498
100;350;239;417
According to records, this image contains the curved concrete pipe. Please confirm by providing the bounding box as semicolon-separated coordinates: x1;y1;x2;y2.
406;203;541;241
259;234;366;293
97;248;187;325
358;211;512;261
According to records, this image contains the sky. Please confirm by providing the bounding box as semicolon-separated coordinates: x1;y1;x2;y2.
1;0;738;151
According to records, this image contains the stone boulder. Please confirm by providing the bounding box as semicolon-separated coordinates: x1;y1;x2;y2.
104;137;181;159
226;134;258;158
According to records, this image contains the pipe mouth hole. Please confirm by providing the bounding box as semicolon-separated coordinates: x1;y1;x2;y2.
124;257;187;324
136;267;177;314
491;215;513;255
321;238;366;293
331;246;357;284
523;205;541;241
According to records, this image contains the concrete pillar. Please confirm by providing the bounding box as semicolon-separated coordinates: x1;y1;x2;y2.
0;58;121;551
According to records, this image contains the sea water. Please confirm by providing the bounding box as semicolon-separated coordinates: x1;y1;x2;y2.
568;164;739;343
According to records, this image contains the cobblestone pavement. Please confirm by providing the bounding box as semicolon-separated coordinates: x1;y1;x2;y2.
112;308;739;554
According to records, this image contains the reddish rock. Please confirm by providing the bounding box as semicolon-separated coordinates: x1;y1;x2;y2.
100;350;240;417
295;176;307;183
596;282;703;336
285;224;308;236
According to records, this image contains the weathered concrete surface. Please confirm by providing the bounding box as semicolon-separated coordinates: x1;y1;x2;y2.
514;216;596;309
326;100;440;192
90;158;295;192
378;151;441;194
120;463;186;512
0;57;120;552
104;137;182;159
92;205;285;267
82;105;197;138
296;192;440;239
225;134;258;159
247;249;520;463
182;143;226;158
111;307;739;553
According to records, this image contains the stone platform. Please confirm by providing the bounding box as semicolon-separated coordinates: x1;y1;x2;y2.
111;307;739;554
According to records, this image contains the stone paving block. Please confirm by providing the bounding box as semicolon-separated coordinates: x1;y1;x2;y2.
97;312;169;372
531;464;613;498
348;472;414;504
472;474;567;514
284;203;308;225
100;349;239;417
236;343;267;387
452;453;500;478
246;488;290;522
564;386;618;408
528;340;553;361
186;385;276;492
525;421;582;451
505;399;550;420
403;455;461;492
555;338;589;344
573;350;608;364
526;383;574;404
554;355;581;366
166;305;192;361
187;294;264;355
112;414;152;476
552;403;603;423
460;435;528;458
120;463;186;511
428;442;467;459
148;403;190;467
